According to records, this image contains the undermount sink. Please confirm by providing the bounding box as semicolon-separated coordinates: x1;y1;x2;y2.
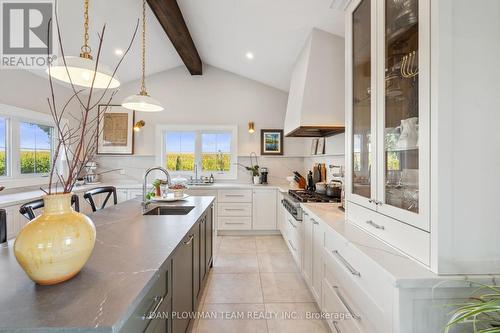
143;206;195;216
187;182;213;186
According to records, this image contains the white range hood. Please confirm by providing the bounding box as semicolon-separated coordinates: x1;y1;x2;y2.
284;28;345;137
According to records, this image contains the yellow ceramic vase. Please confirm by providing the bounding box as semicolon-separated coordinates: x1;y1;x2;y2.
14;193;96;285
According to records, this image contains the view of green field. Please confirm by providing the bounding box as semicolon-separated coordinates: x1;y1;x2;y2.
166;153;231;172
0;151;51;176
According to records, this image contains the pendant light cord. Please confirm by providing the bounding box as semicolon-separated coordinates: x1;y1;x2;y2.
140;0;147;95
80;0;92;58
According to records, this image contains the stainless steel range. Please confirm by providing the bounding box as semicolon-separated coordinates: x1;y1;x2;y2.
281;190;339;221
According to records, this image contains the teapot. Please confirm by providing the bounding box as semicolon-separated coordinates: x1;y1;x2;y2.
396;117;418;150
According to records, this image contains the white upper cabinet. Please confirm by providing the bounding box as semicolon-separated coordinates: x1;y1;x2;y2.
345;0;500;274
284;28;345;137
347;0;429;231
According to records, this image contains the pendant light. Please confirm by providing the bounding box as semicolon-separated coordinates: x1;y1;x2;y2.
122;0;164;112
47;0;120;89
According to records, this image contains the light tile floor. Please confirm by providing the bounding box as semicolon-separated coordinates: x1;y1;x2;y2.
191;235;330;333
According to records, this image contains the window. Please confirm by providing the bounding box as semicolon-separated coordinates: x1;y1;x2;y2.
166;132;195;171
0;118;6;176
20;122;53;174
159;125;238;179
201;133;231;172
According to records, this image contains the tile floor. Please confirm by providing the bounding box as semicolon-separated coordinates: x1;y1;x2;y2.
191;235;330;333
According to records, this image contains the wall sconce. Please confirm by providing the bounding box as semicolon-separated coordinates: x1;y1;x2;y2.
133;120;146;132
248;122;255;134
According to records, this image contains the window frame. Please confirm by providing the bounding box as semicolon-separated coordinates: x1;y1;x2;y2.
0;104;58;186
156;124;238;180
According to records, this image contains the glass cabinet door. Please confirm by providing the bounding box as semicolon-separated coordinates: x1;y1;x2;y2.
382;0;419;213
351;0;373;200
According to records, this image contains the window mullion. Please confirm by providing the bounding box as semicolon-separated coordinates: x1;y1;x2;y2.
195;131;202;175
11;118;20;178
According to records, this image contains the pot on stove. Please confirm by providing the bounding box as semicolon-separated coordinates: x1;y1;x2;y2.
326;180;342;198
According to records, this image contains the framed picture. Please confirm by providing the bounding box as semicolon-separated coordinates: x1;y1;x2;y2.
97;105;134;155
316;138;325;155
311;138;318;155
261;129;284;155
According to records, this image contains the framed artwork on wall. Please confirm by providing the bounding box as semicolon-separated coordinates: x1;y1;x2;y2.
316;138;325;155
311;138;319;155
260;129;284;155
97;105;134;155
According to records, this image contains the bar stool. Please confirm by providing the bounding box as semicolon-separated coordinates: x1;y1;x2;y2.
19;194;80;221
83;186;117;212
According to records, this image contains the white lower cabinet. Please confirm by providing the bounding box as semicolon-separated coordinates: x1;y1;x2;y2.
302;213;313;286
311;214;324;304
217;188;278;232
252;189;277;230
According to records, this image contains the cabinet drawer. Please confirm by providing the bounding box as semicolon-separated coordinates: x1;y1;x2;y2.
120;269;168;333
323;247;390;333
218;203;252;217
285;233;301;269
218;217;252;230
218;190;252;203
324;228;394;319
347;202;430;265
322;278;361;333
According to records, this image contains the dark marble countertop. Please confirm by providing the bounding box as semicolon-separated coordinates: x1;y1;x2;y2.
0;196;215;332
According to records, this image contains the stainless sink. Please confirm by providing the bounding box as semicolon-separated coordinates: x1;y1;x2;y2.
187;182;213;186
143;206;195;216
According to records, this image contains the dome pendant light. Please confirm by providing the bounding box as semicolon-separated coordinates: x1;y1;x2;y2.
47;0;120;89
122;0;164;112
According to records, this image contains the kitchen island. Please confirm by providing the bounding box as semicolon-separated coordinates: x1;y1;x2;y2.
0;195;215;333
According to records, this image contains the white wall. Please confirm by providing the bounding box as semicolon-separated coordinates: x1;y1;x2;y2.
98;65;317;183
0;67;346;186
111;65;305;156
0;70;74;115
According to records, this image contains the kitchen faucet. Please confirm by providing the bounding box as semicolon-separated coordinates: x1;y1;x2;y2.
142;166;171;210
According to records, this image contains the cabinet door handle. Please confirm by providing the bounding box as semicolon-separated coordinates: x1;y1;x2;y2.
288;219;297;228
312;219;319;225
332;250;361;277
288;239;297;252
142;296;164;320
332;321;342;333
368;199;375;204
365;220;385;230
184;234;194;245
333;287;360;320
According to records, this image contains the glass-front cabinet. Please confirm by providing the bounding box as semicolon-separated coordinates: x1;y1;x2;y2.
347;0;429;232
351;0;373;201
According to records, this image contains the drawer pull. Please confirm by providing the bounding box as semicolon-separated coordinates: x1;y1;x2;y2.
142;296;164;320
366;220;385;230
225;222;245;225
332;250;361;277
184;234;194;245
225;208;246;211
332;321;342;333
288;219;297;228
225;194;245;197
288;239;297;252
312;219;319;225
333;287;360;321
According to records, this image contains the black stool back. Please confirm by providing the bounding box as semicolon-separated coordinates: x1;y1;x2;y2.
83;186;117;212
0;209;6;244
19;194;80;221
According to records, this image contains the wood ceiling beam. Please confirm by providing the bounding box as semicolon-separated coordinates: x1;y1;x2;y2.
147;0;202;75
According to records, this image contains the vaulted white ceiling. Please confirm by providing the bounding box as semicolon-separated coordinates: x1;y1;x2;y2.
52;0;345;91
